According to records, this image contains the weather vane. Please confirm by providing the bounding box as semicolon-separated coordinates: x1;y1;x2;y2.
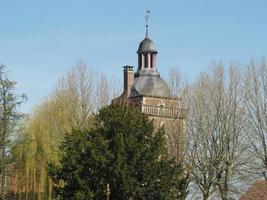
145;10;151;37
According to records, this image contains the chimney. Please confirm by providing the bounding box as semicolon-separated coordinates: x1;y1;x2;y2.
123;65;134;97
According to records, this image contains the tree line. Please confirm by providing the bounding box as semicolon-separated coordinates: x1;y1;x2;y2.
0;59;266;199
181;59;267;199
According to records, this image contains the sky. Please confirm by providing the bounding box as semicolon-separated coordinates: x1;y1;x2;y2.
0;0;267;113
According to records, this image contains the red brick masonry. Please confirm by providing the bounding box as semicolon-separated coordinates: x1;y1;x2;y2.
240;180;267;200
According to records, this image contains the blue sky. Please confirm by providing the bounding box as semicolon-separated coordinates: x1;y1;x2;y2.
0;0;267;112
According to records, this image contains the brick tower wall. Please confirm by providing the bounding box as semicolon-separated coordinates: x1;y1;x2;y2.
129;96;187;163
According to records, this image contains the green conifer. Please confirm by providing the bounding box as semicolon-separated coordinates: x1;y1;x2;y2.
49;103;184;200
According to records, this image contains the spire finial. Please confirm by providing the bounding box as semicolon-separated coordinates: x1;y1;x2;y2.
145;10;150;37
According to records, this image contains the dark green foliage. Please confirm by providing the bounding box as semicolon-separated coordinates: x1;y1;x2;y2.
0;65;26;200
49;103;184;200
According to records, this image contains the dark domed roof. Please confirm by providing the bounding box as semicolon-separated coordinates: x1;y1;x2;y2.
130;69;171;98
137;37;157;53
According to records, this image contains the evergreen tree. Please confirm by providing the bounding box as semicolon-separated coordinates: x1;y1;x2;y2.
49;103;184;200
0;65;26;200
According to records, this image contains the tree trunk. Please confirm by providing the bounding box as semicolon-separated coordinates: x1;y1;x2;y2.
1;118;7;200
1;144;6;200
203;192;210;200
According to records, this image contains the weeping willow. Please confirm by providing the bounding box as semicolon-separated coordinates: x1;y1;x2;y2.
12;100;66;200
10;64;115;200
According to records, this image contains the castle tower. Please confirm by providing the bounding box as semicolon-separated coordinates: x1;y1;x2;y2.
116;14;187;162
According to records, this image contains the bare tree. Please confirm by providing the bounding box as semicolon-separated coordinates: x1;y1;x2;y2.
167;67;190;200
187;64;249;200
167;67;188;163
210;65;248;200
168;67;186;99
95;74;110;109
54;61;96;131
243;58;267;180
187;73;217;200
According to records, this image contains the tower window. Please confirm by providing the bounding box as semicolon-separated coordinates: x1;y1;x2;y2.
144;54;148;68
138;54;142;68
151;54;154;68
